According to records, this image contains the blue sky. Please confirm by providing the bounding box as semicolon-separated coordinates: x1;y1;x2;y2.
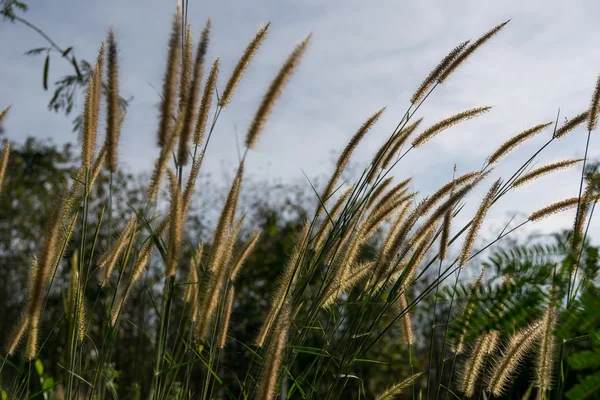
1;0;600;246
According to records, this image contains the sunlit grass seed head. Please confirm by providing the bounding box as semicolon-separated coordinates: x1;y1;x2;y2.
411;107;491;148
554;111;589;139
488;122;553;164
587;73;600;131
529;197;580;222
105;27;121;173
193;57;219;145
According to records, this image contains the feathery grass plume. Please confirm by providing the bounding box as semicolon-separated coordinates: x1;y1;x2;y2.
195;164;244;337
488;319;544;397
0;105;10;124
178;19;210;166
397;223;436;289
439;169;457;261
176;25;194;166
230;232;261;281
256;221;310;347
182;155;203;214
193;57;219;145
99;215;137;286
370;178;412;213
376;373;423;400
312;185;355;250
219;23;270;107
513;159;582;188
411;41;469;104
321;261;373;307
148;124;179;200
536;292;557;394
488;122;553;164
364;177;394;210
184;242;203;302
572;183;595;253
319;107;387;214
459;179;501;267
105;27;121;173
398;292;413;345
25;193;66;360
246;34;311;149
67;251;87;343
421;171;479;215
379;202;412;260
364;192;415;238
412;107;491;148
6;257;36;354
131;216;170;283
256;301;291;400
0;140;10;193
587;73;600;131
218;285;235;349
460;333;495;397
438;20;510;83
381;118;423;169
455;270;484;354
156;7;182;148
555;111;589;139
166;169;183;277
529;197;580;221
81;43;104;169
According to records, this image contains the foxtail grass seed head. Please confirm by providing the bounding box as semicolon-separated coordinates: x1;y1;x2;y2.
100;215;138;286
555;111;589;139
256;301;291;400
573;183;595;251
489;122;552;164
513;159;582;188
218;286;235;349
230;232;261;281
0;140;10;193
82;43;104;169
587;73;600;131
376;373;423;400
193;57;219;145
364;177;393;210
246;35;311;150
488;320;543;397
5;314;29;356
178;19;210;165
537;300;557;394
179;25;193;112
421;171;479;215
105;27;120;173
321;107;386;206
220;23;270;107
381;118;423;169
411;41;469;104
166;169;183;277
412;107;491;148
460;333;494;397
398;293;413;345
439;171;457;261
0;105;10;125
157;8;182;148
459;179;501;267
438;20;510;83
529;197;579;221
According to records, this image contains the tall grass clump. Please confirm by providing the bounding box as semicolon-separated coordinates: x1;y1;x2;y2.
1;7;600;400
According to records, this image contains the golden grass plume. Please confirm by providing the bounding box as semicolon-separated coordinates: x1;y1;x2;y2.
412;107;491;148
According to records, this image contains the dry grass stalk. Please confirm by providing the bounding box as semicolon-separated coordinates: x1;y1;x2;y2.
438;20;510;83
411;41;469;104
166;169;183;277
0;140;10;193
460;333;495;397
488;122;553;164
105;27;121;173
488;319;543;397
319;107;386;214
193;57;219;145
513;159;582;187
218;285;235;348
555;111;589;139
157;9;182;148
321;261;373;308
412;107;491;148
529;197;580;221
376;373;423;400
459;179;501;267
381;118;423;169
256;301;291;400
99;215;138;286
256;221;309;347
246;35;311;149
81;43;104;169
587;73;600;131
219;23;270;107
